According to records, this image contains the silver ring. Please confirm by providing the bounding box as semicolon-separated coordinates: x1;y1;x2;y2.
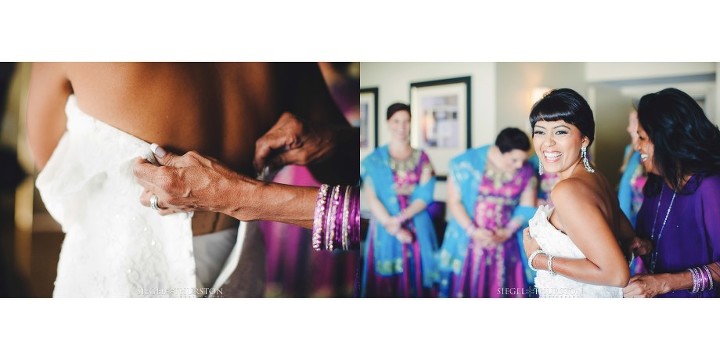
150;194;160;211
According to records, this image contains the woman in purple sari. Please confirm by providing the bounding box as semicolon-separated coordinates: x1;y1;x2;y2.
438;128;537;297
623;88;720;298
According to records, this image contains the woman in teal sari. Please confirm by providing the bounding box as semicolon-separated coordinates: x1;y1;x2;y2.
618;111;647;275
360;103;438;297
438;128;537;297
618;111;647;228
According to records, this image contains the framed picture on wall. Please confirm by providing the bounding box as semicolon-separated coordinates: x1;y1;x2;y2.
360;87;378;161
410;76;471;179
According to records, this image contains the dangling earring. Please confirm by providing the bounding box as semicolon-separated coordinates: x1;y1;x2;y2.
581;147;595;173
538;162;544;175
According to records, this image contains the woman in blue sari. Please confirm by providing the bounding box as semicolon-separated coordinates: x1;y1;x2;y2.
360;103;438;297
618;111;647;229
438;128;537;297
618;110;647;275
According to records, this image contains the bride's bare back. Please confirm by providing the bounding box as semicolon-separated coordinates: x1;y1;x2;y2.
546;165;634;286
27;62;346;235
27;63;345;175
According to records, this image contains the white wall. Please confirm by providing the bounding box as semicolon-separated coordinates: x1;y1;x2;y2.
360;63;497;149
496;62;587;133
359;63;497;211
586;63;716;82
586;62;718;122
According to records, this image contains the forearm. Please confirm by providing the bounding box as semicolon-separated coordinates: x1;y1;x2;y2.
505;217;523;234
531;254;630;288
225;176;317;229
398;199;428;223
448;200;474;229
368;193;393;226
661;261;720;293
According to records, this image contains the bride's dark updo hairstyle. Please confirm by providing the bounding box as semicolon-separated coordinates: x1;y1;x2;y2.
529;88;596;147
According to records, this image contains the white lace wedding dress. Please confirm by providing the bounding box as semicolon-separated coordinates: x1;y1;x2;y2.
527;205;623;298
36;95;250;297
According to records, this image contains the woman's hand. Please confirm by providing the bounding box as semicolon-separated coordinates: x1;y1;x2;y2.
395;228;413;244
133;146;256;218
383;217;401;235
522;228;541;258
622;274;670;298
628;236;653;257
471;228;496;248
253;112;335;173
491;227;514;245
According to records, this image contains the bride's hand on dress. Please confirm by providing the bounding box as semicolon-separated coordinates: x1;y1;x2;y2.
622;274;669;298
522;228;540;258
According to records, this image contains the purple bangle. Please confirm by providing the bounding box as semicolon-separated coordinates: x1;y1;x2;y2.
332;186;345;250
339;185;352;250
350;186;360;250
702;265;712;291
705;265;714;291
325;185;341;251
313;185;360;252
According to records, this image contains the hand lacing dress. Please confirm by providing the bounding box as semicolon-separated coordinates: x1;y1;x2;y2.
36;95;253;297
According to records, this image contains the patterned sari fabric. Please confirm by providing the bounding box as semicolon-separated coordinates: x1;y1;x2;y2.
438;146;536;298
360;145;439;297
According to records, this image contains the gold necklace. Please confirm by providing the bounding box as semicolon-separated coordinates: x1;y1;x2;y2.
485;163;514;189
389;149;419;174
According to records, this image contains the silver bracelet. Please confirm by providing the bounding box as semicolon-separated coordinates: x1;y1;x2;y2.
689;267;700;293
528;249;544;272
547;254;556;275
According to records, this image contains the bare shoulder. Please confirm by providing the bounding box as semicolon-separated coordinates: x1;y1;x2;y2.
550;177;593;204
551;172;616;221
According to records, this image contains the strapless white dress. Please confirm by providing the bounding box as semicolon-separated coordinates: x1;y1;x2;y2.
527;205;622;298
36;95;249;297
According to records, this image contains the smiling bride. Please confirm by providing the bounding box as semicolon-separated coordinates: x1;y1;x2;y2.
522;88;633;298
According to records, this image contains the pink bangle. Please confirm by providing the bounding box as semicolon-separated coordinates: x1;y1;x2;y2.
313;185;360;252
